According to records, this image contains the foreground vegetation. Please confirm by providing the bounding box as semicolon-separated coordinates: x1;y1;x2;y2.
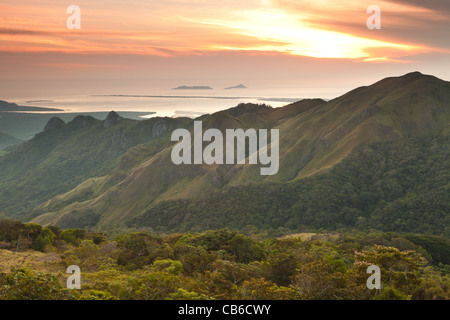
0;220;448;300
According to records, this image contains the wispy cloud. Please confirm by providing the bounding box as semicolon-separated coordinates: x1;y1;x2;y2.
268;0;450;54
0;0;448;95
2;0;446;61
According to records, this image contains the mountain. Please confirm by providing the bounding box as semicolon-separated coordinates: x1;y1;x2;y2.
0;132;22;150
128;134;449;236
29;99;325;227
225;84;247;89
0;109;154;141
21;72;449;230
172;85;212;90
0;100;62;112
0;72;450;234
0;112;191;220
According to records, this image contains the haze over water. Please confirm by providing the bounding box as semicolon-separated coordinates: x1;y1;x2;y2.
7;86;341;118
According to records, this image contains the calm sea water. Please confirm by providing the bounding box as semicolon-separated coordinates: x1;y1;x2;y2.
9;88;332;118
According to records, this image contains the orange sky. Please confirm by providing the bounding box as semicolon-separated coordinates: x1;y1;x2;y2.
0;0;449;99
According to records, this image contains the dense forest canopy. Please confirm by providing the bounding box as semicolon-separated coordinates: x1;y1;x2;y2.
0;220;449;300
131;134;450;236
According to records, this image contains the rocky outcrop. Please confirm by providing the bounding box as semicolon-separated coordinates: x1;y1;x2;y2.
44;117;65;131
104;111;122;128
72;115;94;128
152;120;168;138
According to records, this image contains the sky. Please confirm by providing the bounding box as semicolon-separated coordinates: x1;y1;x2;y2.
0;0;449;101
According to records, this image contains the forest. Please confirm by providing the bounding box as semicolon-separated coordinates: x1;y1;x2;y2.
130;134;450;236
0;220;448;300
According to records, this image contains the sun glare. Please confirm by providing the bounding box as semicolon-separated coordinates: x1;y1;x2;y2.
195;8;421;59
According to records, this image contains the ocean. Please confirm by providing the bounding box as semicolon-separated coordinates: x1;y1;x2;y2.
8;88;324;118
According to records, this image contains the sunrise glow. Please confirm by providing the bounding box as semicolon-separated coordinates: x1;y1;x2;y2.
1;0;449;99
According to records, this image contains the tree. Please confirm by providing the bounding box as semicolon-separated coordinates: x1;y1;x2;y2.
0;266;79;300
291;257;356;299
173;244;217;275
59;228;86;246
127;271;181;300
0;219;24;242
353;245;426;298
23;223;42;242
265;252;298;286
114;232;159;270
227;234;264;263
32;227;55;252
236;278;296;300
63;240;101;271
152;259;184;275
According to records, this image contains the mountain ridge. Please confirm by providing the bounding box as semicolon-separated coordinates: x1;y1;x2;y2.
0;114;192;220
0;132;23;150
25;72;450;229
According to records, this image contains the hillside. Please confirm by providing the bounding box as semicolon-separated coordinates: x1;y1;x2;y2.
233;71;450;182
0;132;22;150
25;72;450;230
30;99;326;227
128;134;449;236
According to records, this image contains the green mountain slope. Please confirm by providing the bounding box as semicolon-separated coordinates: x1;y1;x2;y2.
127;134;449;236
30;99;326;227
0;112;191;220
28;72;450;230
232;71;450;183
0;132;22;150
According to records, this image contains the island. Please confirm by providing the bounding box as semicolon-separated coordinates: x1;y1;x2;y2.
225;84;247;89
172;85;212;90
0;100;63;112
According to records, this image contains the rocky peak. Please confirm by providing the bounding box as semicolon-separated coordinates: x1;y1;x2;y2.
104;111;122;128
71;115;95;128
44;117;65;131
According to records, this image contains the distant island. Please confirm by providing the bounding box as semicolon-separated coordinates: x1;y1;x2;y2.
0;100;63;112
225;84;247;89
259;97;301;103
26;100;54;104
172;85;212;90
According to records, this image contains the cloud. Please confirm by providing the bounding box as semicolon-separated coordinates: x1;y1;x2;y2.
190;5;425;60
269;0;450;53
0;28;54;36
1;0;446;61
39;62;134;70
387;0;450;16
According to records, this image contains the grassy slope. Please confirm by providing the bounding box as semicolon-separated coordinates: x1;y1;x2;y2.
0;249;63;274
30;72;450;229
0;132;22;150
129;134;450;236
233;72;450;183
0;114;191;220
